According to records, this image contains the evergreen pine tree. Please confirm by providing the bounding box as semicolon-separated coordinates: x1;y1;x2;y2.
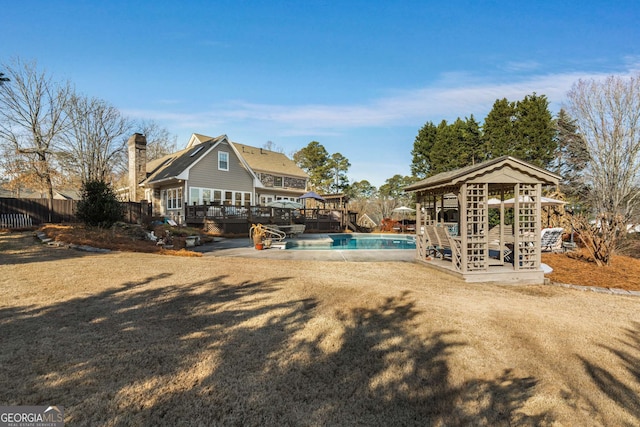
410;121;438;178
554;108;590;200
514;93;556;168
482;98;516;159
76;180;124;227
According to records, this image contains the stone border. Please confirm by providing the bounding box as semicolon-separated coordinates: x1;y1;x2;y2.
35;231;111;253
549;280;640;297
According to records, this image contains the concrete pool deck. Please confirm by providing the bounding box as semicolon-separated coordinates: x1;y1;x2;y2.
193;233;417;262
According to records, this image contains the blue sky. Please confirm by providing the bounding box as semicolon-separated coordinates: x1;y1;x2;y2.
2;1;639;187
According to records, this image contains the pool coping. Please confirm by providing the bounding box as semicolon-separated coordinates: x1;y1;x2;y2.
193;233;417;262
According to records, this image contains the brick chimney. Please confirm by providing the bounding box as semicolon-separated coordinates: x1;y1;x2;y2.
128;133;147;202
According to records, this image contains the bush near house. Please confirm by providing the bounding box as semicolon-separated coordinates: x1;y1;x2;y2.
76;180;124;228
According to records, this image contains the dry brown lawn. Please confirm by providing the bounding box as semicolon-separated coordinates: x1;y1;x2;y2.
1;231;639;426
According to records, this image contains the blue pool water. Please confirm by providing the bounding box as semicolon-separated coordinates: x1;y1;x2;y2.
288;233;416;250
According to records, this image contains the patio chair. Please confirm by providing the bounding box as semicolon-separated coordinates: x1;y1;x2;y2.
425;224;452;259
540;227;565;252
488;225;513;263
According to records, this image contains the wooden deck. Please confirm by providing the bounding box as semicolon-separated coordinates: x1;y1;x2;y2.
183;205;354;234
415;225;546;284
415;254;545;284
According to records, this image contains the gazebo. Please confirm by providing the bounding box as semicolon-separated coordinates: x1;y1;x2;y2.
404;156;561;284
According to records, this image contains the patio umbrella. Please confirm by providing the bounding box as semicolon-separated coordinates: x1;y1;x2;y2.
501;196;567;208
299;191;326;209
299;191;326;202
266;200;303;209
392;206;416;229
488;196;566;208
490;196;566;227
393;206;416;214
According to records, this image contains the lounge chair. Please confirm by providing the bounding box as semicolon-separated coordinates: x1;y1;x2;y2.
540;227;564;252
488;225;513;263
424;224;452;259
276;224;306;237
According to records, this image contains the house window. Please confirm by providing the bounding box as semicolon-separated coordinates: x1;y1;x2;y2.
244;192;252;206
213;190;222;204
274;176;283;187
202;189;211;204
218;151;229;171
260;196;273;205
190;188;199;205
167;188;182;210
225;191;233;205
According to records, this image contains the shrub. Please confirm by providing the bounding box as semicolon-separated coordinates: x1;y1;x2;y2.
76;180;124;227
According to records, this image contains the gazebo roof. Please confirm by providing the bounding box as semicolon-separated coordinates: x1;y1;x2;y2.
404;156;560;193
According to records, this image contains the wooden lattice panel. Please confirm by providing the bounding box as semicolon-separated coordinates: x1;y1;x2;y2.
466;237;486;271
465;184;487;236
451;239;463;272
519;244;537;269
464;184;488;271
516;184;538;270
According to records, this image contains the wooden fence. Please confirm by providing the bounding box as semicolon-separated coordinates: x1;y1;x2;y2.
0;198;149;228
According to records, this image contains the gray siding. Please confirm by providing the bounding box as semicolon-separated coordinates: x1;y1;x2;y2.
188;142;254;191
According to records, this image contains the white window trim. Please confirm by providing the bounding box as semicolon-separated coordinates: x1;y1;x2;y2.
189;186;252;206
166;187;183;210
218;151;229;171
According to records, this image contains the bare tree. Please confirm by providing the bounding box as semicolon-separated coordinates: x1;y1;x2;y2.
262;140;285;153
566;73;640;264
136;119;177;161
0;58;72;200
60;94;132;183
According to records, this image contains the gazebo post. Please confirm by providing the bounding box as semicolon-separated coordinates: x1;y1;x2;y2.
482;183;490;271
499;188;506;263
460;183;468;273
415;202;423;259
514;184;521;271
535;183;543;269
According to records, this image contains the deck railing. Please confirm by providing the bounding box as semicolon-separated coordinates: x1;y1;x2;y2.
184;204;348;234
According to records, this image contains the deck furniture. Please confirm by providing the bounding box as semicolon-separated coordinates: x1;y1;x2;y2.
540;227;565;252
276;224;306;237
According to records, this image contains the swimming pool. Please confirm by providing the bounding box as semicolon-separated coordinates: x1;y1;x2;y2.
287;233;416;250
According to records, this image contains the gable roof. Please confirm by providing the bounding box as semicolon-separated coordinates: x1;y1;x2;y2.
141;133;308;187
231;142;308;178
185;133;214;149
404;156;560;193
143;134;230;185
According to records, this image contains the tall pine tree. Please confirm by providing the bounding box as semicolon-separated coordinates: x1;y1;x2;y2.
458;115;484;166
293;141;332;192
482;98;516;159
554;108;590;201
410;121;437;178
513;93;556;168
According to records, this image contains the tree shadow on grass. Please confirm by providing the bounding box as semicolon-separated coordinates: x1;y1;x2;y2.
224;292;547;426
1;277;548;425
0;231;93;265
579;321;640;423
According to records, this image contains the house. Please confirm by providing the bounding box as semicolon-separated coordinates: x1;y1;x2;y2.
0;183;81;200
357;213;377;229
128;133;309;223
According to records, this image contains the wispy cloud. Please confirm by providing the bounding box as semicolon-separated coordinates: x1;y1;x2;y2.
503;60;541;72
125;66;638;137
